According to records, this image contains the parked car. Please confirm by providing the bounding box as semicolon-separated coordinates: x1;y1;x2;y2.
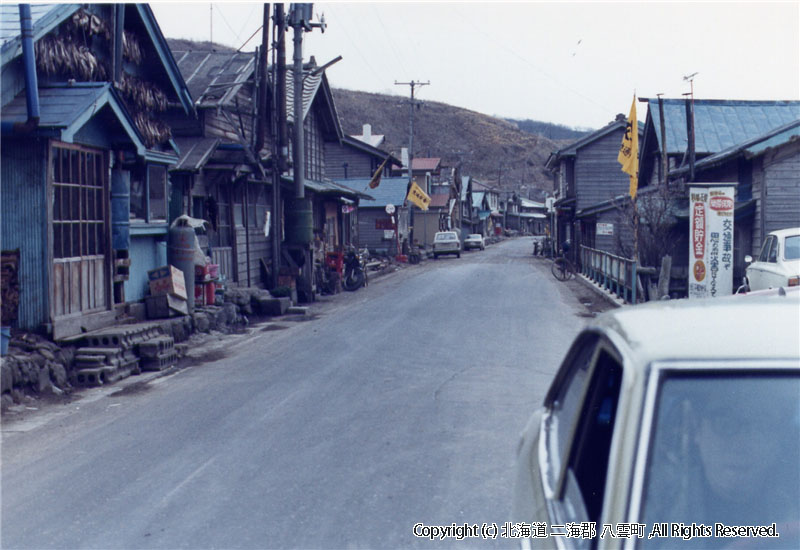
512;295;800;549
464;233;485;251
744;227;800;291
432;231;461;259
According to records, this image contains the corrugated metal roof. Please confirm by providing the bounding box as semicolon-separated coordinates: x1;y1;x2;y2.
171;50;255;106
0;4;80;65
172;136;220;171
671;119;800;177
334;177;408;208
429;193;449;208
411;157;440;171
646;98;800;154
1;83;146;152
285;69;322;124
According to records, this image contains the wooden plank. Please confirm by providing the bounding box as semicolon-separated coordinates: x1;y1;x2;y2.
70;260;80;314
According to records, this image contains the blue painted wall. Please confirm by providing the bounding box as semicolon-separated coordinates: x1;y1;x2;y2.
1;138;50;330
124;233;168;302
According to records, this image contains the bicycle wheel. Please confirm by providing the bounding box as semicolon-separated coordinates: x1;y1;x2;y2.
551;258;571;281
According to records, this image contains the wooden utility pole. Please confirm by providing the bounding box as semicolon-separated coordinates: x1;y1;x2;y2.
394;80;429;251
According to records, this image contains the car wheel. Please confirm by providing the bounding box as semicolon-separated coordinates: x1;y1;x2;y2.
457;252;461;258
434;254;438;260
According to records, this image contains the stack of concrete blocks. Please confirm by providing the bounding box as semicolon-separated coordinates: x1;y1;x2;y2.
72;323;173;385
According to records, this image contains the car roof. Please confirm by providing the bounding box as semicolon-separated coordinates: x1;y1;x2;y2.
769;227;800;238
590;294;800;367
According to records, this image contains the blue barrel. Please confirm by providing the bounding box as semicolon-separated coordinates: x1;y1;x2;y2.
111;169;130;250
168;221;196;311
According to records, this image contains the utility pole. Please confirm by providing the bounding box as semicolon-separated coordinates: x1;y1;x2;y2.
394;79;429;253
270;3;287;289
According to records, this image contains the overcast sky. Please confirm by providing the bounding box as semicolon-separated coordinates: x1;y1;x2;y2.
151;1;800;130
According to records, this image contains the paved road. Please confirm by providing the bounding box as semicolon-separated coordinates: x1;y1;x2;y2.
2;238;592;549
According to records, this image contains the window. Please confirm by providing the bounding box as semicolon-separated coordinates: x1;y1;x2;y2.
758;236;775;263
51;145;106;259
641;372;799;548
130;164;168;222
785;235;800;261
148;165;167;221
566;349;623;522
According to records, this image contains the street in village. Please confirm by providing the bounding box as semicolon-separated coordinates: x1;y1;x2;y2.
1;238;612;549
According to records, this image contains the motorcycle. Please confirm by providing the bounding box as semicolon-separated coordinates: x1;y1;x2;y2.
342;248;367;291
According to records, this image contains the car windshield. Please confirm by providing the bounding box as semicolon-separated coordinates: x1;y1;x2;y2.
435;233;456;241
640;372;799;548
785;235;800;260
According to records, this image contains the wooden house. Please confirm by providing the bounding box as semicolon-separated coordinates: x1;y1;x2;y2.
545;116;639;259
638;98;800;291
1;4;194;339
166;47;363;289
668;119;800;284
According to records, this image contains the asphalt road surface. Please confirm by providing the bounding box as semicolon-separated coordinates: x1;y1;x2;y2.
2;237;596;549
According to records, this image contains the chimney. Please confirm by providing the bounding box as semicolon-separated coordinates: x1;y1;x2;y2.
401;148;409;171
362;124;372;140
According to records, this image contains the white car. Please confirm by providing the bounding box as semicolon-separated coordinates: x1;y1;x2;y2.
432;231;461;259
745;227;800;291
512;294;800;549
464;233;485;250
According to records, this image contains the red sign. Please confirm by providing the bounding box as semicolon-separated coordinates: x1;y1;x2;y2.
693;260;706;282
710;196;734;211
692;202;705;259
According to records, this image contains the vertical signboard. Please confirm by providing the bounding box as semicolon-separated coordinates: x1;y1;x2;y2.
688;184;735;298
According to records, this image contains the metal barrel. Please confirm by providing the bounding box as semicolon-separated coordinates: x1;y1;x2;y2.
167;222;196;311
110;170;130;250
285;198;313;245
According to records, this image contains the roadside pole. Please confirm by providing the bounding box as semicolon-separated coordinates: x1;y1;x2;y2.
395;80;429;254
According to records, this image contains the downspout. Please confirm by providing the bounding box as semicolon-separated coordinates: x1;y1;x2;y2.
3;4;41;135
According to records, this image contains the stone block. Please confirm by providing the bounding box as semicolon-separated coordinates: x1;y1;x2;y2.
254;296;290;316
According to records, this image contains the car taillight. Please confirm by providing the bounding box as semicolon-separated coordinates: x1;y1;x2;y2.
789;276;800;287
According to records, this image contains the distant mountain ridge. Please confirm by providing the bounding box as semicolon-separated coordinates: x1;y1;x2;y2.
332;88;591;197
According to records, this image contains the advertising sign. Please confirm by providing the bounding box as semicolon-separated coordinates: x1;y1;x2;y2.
688;184;735;298
596;223;614;236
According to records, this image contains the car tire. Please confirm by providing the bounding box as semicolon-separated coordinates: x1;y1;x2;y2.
434;254;438;260
457;252;461;258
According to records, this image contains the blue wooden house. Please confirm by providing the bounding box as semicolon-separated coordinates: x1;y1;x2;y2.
1;4;194;339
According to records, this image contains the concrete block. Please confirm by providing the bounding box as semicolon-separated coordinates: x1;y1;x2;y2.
254;296;290;316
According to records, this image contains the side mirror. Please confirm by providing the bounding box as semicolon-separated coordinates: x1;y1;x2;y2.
744;255;753;264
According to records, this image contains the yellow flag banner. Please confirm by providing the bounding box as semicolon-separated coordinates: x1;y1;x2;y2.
618;95;639;198
368;155;390;189
406;180;431;210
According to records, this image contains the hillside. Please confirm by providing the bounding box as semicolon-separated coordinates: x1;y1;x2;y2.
332;89;569;198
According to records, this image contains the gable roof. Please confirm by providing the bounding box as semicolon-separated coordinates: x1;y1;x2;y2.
545;117;643;170
2;82;149;154
334;177;408;208
643;98;800;155
341;135;400;165
411;157;441;171
1;4;194;115
429;193;449;208
0;3;80;65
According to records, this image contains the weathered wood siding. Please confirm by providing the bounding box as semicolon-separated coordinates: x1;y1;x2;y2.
358;209;399;255
574;128;630;210
324;143;379;179
762;141;800;238
0;139;49;330
204;85;255;142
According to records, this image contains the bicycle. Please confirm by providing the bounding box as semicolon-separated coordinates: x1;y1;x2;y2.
550;253;576;281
